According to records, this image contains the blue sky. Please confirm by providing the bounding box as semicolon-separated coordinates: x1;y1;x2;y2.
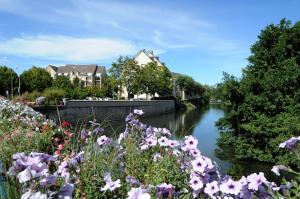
0;0;299;85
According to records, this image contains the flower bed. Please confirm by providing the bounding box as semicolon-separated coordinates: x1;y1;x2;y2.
0;98;299;198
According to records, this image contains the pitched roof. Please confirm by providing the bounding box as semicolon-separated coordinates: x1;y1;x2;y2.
134;49;164;66
56;64;97;75
95;65;106;74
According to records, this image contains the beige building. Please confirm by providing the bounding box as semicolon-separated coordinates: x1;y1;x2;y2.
120;49;165;99
46;64;106;87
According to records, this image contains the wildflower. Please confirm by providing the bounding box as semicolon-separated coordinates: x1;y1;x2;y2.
271;165;289;176
97;135;111;147
191;157;207;173
153;153;162;162
189;175;203;191
93;127;104;134
162;128;171;136
182;136;198;151
134;109;144;115
189;149;201;157
246;172;267;191
40;174;57;187
145;136;157;146
58;144;65;150
220;178;242;195
156;183;174;198
80;129;89;140
158;136;169;147
204;181;219;197
21;190;47;199
126;113;135;122
279;137;300;151
58;183;75;199
70;151;84;166
127;187;150;199
168;140;179;148
125;176;141;186
61;121;71;128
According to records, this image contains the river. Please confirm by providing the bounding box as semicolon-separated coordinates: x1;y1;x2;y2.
109;104;277;181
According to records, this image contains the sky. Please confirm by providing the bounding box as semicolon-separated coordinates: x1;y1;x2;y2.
0;0;299;85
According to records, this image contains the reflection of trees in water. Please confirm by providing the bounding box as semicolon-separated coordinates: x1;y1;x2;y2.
215;144;277;182
172;106;210;138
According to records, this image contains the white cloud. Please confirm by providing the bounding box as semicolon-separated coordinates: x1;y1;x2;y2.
0;35;137;61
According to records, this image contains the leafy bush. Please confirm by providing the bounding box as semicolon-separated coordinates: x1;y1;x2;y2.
43;88;66;104
15;90;42;102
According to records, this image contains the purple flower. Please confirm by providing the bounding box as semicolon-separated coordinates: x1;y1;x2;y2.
220;178;242;195
125;176;141;186
279;137;300;151
168;140;179;148
145;136;157;146
182;136;198;151
126;113;135;122
161;128;171;136
80;129;89;140
204;181;219;197
189;175;203;191
93;127;104;134
271;165;289;176
58;183;74;199
30;152;57;163
40;174;57;187
153;153;162;162
70;151;84;166
21;190;47;199
97;135;111;147
246;172;267;191
127;187;150;199
191;156;214;173
17;163;48;183
101;172;121;192
156;183;174;198
158;136;169;147
134;109;144;115
57;161;69;178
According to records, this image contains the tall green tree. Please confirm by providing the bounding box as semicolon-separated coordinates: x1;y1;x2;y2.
0;66;18;96
52;76;73;89
20;66;53;92
218;19;300;166
140;62;172;96
110;56;141;98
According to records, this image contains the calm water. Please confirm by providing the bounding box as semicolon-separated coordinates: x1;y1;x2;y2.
110;104;277;181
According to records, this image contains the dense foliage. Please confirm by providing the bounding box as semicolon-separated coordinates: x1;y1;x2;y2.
0;66;18;96
1;99;300;198
217;19;300;166
20;67;53;92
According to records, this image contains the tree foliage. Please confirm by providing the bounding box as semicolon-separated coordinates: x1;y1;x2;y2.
140;62;172;96
52;75;73;89
20;67;53;92
218;19;300;166
0;66;18;96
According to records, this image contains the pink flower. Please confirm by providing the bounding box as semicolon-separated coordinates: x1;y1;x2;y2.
58;144;64;150
204;181;219;197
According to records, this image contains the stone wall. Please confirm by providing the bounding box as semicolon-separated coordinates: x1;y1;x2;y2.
35;100;175;124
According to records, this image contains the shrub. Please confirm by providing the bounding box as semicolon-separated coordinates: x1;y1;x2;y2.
16;90;42;102
43;88;66;104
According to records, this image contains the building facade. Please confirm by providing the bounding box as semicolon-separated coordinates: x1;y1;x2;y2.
46;64;106;87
